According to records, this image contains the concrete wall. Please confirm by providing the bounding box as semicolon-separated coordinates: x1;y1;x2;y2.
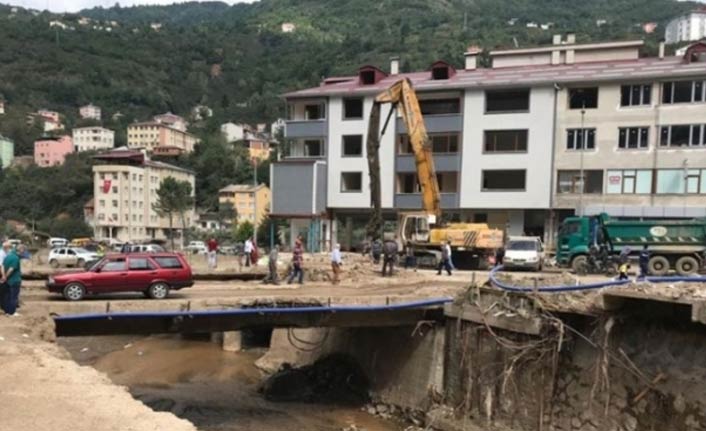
460;86;555;209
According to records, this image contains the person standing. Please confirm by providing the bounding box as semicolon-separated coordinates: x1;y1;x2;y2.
288;237;304;284
207;237;218;270
1;241;21;316
639;245;650;279
437;241;453;276
331;243;342;284
381;237;398;277
494;247;505;267
244;237;254;267
371;238;382;265
263;245;280;285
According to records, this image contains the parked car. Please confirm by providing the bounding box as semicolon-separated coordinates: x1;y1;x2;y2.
125;244;165;253
47;237;69;248
503;236;545;271
48;247;101;268
46;253;194;301
185;241;207;255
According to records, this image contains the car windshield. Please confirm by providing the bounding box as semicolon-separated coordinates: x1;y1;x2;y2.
88;257;106;271
507;241;537;251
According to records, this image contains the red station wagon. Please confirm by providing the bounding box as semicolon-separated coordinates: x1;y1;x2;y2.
46;253;194;301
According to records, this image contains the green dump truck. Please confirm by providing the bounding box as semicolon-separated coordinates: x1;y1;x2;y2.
556;213;706;276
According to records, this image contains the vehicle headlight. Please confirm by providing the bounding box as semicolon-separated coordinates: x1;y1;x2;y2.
528;257;538;262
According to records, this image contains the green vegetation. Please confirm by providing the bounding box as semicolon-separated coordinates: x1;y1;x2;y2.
0;0;698;236
152;176;194;250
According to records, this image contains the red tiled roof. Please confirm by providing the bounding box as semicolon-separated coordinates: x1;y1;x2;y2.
284;55;706;98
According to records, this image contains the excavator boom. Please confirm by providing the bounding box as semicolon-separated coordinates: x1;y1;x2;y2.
365;78;441;239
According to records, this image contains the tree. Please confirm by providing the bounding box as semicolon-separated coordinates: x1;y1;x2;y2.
152;177;194;251
217;201;237;228
234;220;254;243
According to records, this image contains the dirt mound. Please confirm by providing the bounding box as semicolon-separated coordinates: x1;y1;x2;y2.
260;354;370;405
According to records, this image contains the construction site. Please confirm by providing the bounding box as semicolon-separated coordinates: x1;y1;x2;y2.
1;252;706;431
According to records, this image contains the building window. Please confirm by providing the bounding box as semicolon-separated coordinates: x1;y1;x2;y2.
481;170;526;191
655;169;706;194
663;81;705;104
112;200;118;207
295;139;324;157
566;129;596;150
304;103;325;120
618;127;649;149
436;172;458;193
419;98;461;115
557;170;604;194
398;133;459;154
343;98;363;119
112;186;118;193
659;124;705;147
620;84;651;107
99;200;105;207
396;173;419;194
342;135;363;157
569;87;598;109
98;214;105;221
484;130;528;153
340;172;363;192
607;170;653;194
485;89;530;113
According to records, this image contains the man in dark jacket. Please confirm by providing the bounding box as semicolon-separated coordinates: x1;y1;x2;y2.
381;237;398;277
639;245;650;279
287;237;304;284
371;238;382;264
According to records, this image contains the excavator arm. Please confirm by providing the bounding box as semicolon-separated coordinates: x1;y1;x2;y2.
365;78;441;239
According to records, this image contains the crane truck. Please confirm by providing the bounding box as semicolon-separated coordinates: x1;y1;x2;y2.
365;78;504;268
557;213;706;276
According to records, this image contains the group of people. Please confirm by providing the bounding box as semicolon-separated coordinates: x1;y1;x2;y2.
617;245;651;280
0;241;23;316
205;236;258;270
262;235;305;285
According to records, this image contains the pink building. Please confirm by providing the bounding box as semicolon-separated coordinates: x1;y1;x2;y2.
34;135;74;167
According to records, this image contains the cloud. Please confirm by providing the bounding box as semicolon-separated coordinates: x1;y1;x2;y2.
4;0;256;13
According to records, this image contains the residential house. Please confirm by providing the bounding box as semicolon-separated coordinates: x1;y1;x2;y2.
221;122;247;142
127;122;198;155
273;34;706;252
153;112;187;131
34;135;73;167
28;110;63;132
92;148;195;243
195;213;228;232
0;135;14;168
218;184;270;226
79;103;101;121
191;104;213;121
221;122;273;160
73;127;114;152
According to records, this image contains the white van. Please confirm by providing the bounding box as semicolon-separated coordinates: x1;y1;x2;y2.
47;237;69;248
504;236;544;271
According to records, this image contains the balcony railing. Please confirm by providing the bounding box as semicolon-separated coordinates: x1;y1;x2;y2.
285;120;327;138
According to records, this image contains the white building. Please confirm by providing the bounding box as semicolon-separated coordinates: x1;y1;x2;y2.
191;104;213;121
281;22;296;33
271;118;286;136
0;100;4;115
153;112;187;132
665;10;706;44
220;122;247;142
79;103;101;121
73;127;114;152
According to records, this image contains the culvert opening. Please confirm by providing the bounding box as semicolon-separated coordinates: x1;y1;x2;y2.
241;327;273;348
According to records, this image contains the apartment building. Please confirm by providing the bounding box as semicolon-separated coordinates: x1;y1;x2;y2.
127;122;198;155
73;126;114;152
92;148;195;243
666;9;706;44
79;103;101;121
218;184;271;226
273;35;706;251
34;135;73;167
0;134;14;168
221;122;273;160
153;112;187;131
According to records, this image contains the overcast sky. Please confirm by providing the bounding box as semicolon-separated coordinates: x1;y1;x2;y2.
4;0;256;13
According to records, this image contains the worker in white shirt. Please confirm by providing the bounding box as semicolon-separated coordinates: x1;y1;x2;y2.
331;243;342;284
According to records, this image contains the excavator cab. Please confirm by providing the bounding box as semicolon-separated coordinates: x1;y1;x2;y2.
399;213;432;244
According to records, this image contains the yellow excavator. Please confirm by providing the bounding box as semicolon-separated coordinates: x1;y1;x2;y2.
366;78;504;267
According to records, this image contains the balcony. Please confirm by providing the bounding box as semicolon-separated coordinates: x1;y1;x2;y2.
396;114;463;134
394;193;459;209
395;154;461;173
285;120;327;138
271;160;327;216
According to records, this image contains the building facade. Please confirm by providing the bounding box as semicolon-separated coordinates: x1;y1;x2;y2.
0;135;14;168
153;112;187;131
666;10;706;44
79;103;101;120
127;122;198;155
221;122;273;160
34;135;73;167
274;36;706;251
218;184;271;226
73;127;115;152
92;148;196;243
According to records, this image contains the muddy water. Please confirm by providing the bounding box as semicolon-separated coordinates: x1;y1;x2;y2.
60;335;403;431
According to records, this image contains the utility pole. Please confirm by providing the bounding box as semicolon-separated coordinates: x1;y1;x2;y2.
579;105;586;217
252;157;258;245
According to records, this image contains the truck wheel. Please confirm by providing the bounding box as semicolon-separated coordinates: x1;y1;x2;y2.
675;256;699;276
571;255;588;275
648;256;670;277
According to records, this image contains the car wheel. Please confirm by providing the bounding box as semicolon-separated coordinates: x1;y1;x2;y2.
63;283;85;301
675;256;699;276
148;282;170;300
77;258;86;268
50;259;59;269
